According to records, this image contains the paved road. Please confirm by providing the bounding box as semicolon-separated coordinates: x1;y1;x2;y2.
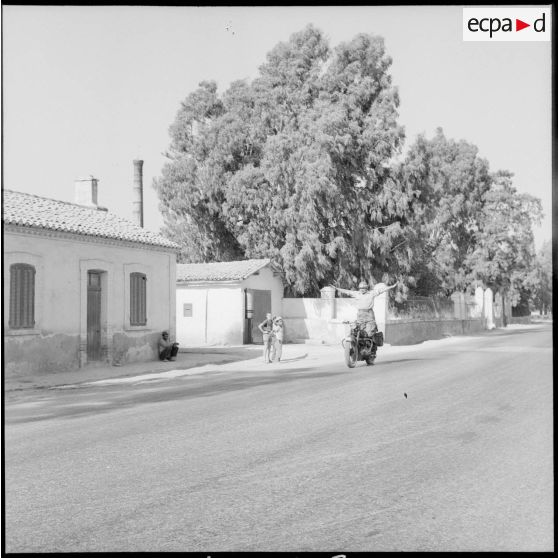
4;325;553;552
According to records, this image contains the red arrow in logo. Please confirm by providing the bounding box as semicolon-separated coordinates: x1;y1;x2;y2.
516;19;530;31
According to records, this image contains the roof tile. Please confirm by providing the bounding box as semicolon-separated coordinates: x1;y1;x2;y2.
2;189;179;250
177;259;271;282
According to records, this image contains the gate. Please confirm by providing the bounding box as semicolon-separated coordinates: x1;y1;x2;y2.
245;289;271;344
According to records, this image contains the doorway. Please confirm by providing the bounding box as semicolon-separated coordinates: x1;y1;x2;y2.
87;271;102;360
245;288;271;344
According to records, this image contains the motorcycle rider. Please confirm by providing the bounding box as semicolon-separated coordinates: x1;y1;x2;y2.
331;279;398;337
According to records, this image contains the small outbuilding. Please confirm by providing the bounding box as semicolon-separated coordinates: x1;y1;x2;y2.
176;259;284;346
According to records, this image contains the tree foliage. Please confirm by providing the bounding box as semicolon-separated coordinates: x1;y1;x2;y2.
155;26;547;305
398;129;544;307
155;25;409;295
397;128;492;295
528;240;552;314
465;170;542;304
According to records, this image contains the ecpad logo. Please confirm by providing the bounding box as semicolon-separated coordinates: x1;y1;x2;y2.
468;13;546;38
463;8;551;41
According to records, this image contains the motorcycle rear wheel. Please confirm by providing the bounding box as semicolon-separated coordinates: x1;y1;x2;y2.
344;342;357;368
365;355;376;365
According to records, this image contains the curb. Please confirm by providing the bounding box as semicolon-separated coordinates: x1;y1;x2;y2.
4;346;319;393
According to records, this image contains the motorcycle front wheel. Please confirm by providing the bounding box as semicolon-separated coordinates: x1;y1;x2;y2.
344;342;357;368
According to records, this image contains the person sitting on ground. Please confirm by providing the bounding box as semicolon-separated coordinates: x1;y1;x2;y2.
158;330;179;362
271;316;284;363
258;312;275;363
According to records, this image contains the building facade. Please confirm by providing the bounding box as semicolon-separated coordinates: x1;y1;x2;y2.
3;186;179;378
176;259;284;346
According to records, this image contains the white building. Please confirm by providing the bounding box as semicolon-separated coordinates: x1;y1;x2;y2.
3;180;179;378
176;259;284;346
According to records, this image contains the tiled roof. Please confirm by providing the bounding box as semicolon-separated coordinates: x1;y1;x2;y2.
177;259;271;282
2;189;180;250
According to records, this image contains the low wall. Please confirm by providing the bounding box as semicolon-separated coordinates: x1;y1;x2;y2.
385;318;484;346
281;287;507;347
283;317;485;346
282;298;333;319
283;318;346;345
509;316;532;325
282;295;385;344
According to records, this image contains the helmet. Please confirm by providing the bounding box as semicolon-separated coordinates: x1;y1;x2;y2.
358;281;368;290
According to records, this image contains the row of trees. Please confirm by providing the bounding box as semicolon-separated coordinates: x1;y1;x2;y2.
154;25;550;312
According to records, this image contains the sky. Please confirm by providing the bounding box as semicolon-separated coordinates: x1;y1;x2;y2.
2;5;553;247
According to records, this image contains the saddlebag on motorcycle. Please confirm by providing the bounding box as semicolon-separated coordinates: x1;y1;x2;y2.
373;331;384;347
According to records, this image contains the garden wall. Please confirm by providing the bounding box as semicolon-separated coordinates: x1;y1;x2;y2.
281;285;509;346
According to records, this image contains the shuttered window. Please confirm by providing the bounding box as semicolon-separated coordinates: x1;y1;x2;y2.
9;263;35;329
130;272;147;326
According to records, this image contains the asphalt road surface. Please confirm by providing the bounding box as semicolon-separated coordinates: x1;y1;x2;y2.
4;324;553;552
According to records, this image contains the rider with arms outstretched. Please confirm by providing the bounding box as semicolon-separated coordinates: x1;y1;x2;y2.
331;280;398;336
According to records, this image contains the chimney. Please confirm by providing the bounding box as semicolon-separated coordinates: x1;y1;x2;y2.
132;159;144;227
74;176;99;208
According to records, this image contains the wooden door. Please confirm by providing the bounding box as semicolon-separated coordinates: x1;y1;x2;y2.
87;271;102;360
248;289;272;344
244;289;253;344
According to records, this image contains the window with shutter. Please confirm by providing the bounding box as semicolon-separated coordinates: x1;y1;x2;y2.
130;272;147;326
9;263;35;329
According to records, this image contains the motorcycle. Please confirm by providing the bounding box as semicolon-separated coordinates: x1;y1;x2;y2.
341;320;384;368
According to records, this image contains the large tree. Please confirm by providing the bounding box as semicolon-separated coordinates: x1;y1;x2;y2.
464;170;542;306
528;240;552;315
155;25;410;295
397;128;493;295
398;130;544;304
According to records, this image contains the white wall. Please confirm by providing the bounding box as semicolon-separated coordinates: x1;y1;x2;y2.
207;286;243;345
4;228;176;374
281;296;381;322
176;284;243;346
176;286;209;346
281;288;507;345
281;298;333;319
281;294;383;343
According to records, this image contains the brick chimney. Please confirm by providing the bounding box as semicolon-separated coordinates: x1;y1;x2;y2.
132;159;144;227
74;176;99;208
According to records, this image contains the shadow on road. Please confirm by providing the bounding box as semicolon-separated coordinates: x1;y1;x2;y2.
492;328;545;336
378;358;427;366
179;346;262;362
7;368;346;425
276;353;309;363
